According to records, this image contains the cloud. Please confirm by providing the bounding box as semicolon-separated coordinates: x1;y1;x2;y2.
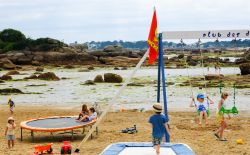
0;0;249;43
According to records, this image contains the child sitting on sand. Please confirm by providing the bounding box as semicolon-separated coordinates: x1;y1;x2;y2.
5;117;16;149
79;107;97;122
214;92;230;141
149;103;170;155
190;94;214;125
8;97;15;115
76;104;89;120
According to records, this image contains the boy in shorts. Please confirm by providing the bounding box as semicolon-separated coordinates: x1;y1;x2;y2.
149;103;170;155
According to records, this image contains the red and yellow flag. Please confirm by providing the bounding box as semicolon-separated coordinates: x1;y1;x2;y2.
147;9;158;64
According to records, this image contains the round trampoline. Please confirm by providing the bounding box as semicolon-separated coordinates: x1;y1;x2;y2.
20;116;97;141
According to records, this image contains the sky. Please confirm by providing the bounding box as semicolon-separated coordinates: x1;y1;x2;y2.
0;0;249;43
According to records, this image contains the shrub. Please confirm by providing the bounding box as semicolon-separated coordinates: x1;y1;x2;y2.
0;29;26;42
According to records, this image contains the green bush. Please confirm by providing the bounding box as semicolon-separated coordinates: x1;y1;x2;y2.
2;43;14;52
0;29;26;42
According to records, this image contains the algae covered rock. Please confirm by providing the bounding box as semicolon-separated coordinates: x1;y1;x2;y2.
104;73;123;83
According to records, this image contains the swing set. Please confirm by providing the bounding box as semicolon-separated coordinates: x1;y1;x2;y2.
215;38;239;115
74;30;249;151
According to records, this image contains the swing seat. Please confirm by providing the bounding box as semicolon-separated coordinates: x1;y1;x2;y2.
196;109;210;117
219;106;238;115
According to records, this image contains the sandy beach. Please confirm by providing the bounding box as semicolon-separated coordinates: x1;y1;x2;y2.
0;105;249;155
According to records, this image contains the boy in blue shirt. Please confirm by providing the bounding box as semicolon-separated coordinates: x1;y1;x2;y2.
149;103;170;155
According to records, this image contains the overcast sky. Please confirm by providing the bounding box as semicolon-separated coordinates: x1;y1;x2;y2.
0;0;249;43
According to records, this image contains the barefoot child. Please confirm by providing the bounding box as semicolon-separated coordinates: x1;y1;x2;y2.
5;117;16;149
214;92;230;141
76;104;89;120
190;94;214;125
8;97;15;115
149;103;170;155
79;107;97;122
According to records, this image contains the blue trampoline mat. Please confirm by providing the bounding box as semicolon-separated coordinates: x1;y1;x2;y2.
26;117;89;129
101;142;195;155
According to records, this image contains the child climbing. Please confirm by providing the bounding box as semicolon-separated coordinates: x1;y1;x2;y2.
190;94;214;125
149;103;170;155
5;117;16;149
76;104;89;121
214;92;230;141
8;97;15;115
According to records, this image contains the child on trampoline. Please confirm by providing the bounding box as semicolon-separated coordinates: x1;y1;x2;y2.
149;103;170;155
78;107;97;122
76;104;89;121
190;93;214;125
5;117;16;149
214;92;230;141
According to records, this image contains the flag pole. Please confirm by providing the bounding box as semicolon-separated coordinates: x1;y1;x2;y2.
158;33;170;142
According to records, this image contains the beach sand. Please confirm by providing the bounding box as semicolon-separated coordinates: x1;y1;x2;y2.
0;105;249;155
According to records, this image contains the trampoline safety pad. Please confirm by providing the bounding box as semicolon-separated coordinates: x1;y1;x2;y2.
101;142;195;155
118;147;176;155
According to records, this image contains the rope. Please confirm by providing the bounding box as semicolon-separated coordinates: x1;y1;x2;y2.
75;49;149;149
182;39;194;98
198;39;210;110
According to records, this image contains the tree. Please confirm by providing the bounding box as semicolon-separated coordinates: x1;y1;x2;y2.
0;28;26;42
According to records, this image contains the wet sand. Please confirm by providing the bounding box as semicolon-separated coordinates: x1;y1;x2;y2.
0;105;250;155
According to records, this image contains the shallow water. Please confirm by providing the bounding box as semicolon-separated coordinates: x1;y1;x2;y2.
0;67;249;112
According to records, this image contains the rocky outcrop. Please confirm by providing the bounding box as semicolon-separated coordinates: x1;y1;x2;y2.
0;88;23;95
0;75;12;80
103;45;123;53
83;80;95;85
36;67;44;72
104;73;123;83
1;50;98;66
239;63;250;75
0;58;16;69
205;74;224;80
24;74;38;80
5;70;20;75
37;72;60;81
94;75;104;83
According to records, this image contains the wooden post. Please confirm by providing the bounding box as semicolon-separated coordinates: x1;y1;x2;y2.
31;131;34;142
20;128;23;141
96;127;98;135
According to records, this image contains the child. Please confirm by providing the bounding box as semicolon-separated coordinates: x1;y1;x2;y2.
79;107;97;122
5;117;16;149
8;97;15;115
149;103;170;155
214;92;230;141
190;94;214;125
76;104;89;120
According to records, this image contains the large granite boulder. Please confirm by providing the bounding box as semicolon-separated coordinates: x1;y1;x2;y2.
37;72;60;81
94;75;104;83
104;73;123;83
103;45;123;53
0;58;16;69
36;67;44;72
205;74;224;80
24;74;38;80
5;70;20;75
239;63;250;75
0;75;12;80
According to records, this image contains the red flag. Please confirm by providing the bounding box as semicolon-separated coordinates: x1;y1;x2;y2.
147;8;158;64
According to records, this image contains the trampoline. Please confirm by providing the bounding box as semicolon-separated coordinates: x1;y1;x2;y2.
20;116;97;142
101;142;195;155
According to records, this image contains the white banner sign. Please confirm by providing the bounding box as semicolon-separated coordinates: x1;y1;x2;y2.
162;30;250;40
